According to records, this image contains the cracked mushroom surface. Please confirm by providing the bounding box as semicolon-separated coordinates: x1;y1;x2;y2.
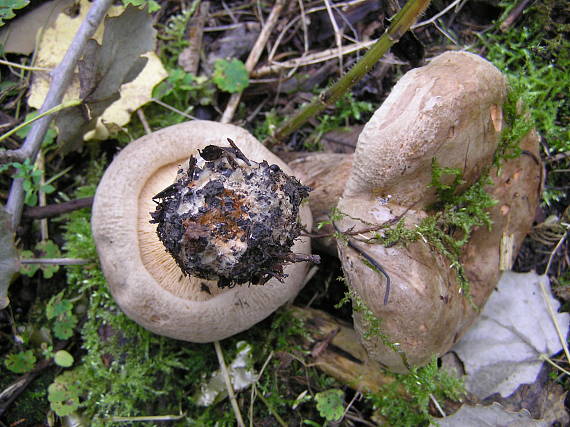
92;121;313;342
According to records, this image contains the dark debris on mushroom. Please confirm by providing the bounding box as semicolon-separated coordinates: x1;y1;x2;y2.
150;139;320;288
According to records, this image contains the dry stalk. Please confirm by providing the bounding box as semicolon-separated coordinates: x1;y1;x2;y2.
220;0;287;124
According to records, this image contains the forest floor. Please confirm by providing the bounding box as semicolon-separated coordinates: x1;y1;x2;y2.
0;0;568;425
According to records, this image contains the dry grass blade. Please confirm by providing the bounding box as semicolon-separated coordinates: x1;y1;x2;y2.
220;0;287;123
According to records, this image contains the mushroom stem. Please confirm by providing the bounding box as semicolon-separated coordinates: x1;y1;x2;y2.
214;341;246;427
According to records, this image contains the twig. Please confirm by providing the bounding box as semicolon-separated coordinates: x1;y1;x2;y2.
544;231;567;275
179;1;209;75
255;387;288;427
0;99;81;144
253;39;380;77
136;109;152;135
0;58;51;72
214;341;246;427
324;0;344;74
412;0;463;29
500;0;533;32
333;222;391;305
430;393;446;417
539;354;570;376
23;196;93;219
151;98;198;120
2;0;114;230
105;413;186;422
220;0;286;124
267;0;431;144
297;0;309;55
37;152;48;240
341;391;361;421
538;279;570;364
21;258;90;265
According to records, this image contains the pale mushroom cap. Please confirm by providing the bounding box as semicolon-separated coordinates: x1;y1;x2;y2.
92;121;312;342
345;51;507;207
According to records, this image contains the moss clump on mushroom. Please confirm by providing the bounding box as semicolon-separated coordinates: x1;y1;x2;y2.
356;84;533;300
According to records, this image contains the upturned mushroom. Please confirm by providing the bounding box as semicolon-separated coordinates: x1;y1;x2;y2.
291;51;542;372
92;121;316;342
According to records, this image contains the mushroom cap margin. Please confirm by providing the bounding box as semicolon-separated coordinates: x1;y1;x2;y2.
91;120;313;342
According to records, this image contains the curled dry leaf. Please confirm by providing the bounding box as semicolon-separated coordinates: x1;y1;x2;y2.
0;206;20;309
438;402;549;427
453;271;569;399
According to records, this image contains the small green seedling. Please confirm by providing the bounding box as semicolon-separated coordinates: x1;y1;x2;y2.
213;58;250;93
0;159;55;206
315;389;345;422
20;240;62;279
54;350;74;368
46;293;78;340
48;371;81;416
0;0;30;26
5;349;36;373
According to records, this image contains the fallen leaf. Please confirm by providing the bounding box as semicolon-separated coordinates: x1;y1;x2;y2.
0;0;74;54
437;402;549;427
194;341;257;406
0;206;19;309
28;0;124;108
453;271;569;399
27;0;166;150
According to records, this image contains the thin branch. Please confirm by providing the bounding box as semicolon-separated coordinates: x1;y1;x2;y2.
0;99;81;144
333;222;391;305
20;258;90;265
500;0;533;32
0;58;51;72
539;354;570;376
2;0;114;230
412;0;463;29
23;196;93;219
538;279;570;364
220;0;286;124
151;98;198;120
324;0;344;74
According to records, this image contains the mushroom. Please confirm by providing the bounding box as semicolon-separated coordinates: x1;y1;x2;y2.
290;51;542;372
91;120;314;342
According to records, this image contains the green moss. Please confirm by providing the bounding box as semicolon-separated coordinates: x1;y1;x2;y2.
368;162;497;299
479;0;569;205
366;357;465;426
360;82;530;300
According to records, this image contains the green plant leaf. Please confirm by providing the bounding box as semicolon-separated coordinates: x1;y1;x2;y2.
21;240;61;278
0;0;30;27
53;314;78;340
213;59;250;93
46;296;73;319
315;389;345;422
48;377;80;416
122;0;161;13
5;349;36;373
54;350;74;367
